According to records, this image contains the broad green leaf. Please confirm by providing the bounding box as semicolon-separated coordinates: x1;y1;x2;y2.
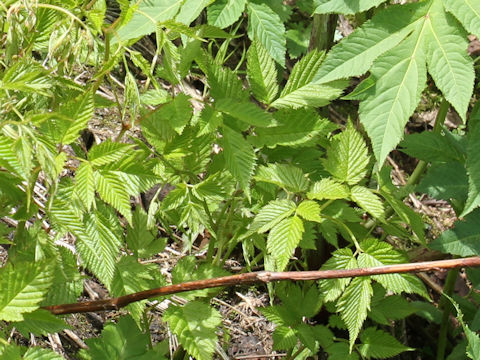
206;61;246;101
359;25;427;164
359;327;413;358
114;0;182;43
444;0;480;39
417;162;468;203
272;326;297;350
399;131;464;163
255;163;310;193
267;215;305;271
318;248;358;302
337;276;373;350
159;93;192;134
58;91;94;145
176;0;214;25
207;0;246;29
0;261;54;321
247;40;278;104
350;186;384;219
313;2;428;83
0;136;28;180
308;178;350;200
14;309;70;337
314;0;387;15
326;343;360;360
425;0;474;121
88;140;134;166
462;121;480;216
282;49;325;95
251;199;297;233
95;171;132;224
296;200;322;222
126;207;166;258
323;124;370;185
24;347;65;360
215;98;276;127
75;162;95;211
164;301;222;360
369;293;416;325
430;209;480;256
247;2;286;66
221;126;256;192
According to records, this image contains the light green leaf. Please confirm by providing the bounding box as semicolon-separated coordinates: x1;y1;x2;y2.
425;0;474;121
462;121;480;216
337;276;373;351
207;0;246;28
247;40;279;104
207;61;246;101
359;327;413;358
176;0;214;25
255;163;310;193
323;124;370;185
0;136;28;181
444;0;480;39
95;171;132;224
314;2;428;83
399;131;464;163
215;98;276;127
88;140;134;166
247;2;286;66
430;209;480;256
164;301;222;360
75;162;95;211
59;90;94;145
24;347;65;360
272;326;297;350
221;125;256;192
359;25;427;164
251;199;297;233
308;178;350;200
282;49;325;94
159;93;192;134
0;261;54;321
296;200;322;222
114;0;182;43
267;215;304;271
14;309;70;337
350;186;384;219
314;0;387;15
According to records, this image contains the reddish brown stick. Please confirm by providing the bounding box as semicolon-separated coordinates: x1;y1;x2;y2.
42;256;480;315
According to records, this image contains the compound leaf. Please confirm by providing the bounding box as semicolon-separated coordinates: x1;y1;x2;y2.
444;0;480;39
247;40;278;104
251;199;297;233
359;327;413;358
267;215;304;271
208;0;246;29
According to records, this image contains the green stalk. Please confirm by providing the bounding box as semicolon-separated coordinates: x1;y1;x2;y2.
436;268;459;360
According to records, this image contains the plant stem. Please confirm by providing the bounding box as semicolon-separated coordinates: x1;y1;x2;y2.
436;268;459;360
309;14;337;52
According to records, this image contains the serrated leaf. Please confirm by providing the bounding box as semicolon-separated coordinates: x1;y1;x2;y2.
314;2;428;83
359;26;427;164
14;309;70;337
319;248;358;302
207;61;246;101
0;136;28;180
267;216;304;271
255;163;310;193
425;1;474;121
251;199;297;233
247;40;278;104
337;276;373;350
75;162;95;211
176;0;213;25
430;209;480;256
308;178;350;200
359;327;413;358
160;93;192;134
296;200;322;222
272;326;297;350
323;124;370;185
23;347;65;360
0;261;54;321
417;162;468;203
88;140;134;166
314;0;387;15
247;2;286;66
207;0;246;29
462;122;480;216
215;98;276;127
444;0;480;39
221;126;256;192
59;91;94;145
369;295;416;325
95;171;132;224
164;301;222;360
399;131;464;162
350;186;384;219
282;49;325;94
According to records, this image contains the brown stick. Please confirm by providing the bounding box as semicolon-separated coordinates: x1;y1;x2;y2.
42;256;480;315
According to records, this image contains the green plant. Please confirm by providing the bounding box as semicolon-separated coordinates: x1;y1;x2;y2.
0;0;480;359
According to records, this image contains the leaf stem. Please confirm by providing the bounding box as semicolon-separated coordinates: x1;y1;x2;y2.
436;268;459;360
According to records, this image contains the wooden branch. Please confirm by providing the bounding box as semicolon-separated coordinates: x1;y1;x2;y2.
42;256;480;315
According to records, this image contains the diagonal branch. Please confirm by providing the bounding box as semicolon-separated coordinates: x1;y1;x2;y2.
42;256;480;315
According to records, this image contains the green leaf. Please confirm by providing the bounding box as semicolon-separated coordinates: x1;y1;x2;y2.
323;124;370;185
399;131;464;163
207;0;246;28
114;0;182;43
215;98;276;127
247;2;286;66
14;309;70;337
176;0;214;25
425;1;474;121
0;261;54;321
296;200;322;222
283;50;325;93
314;0;387;15
350;186;384;219
59;90;94;145
164;301;222;360
247;40;279;104
158;93;192;134
444;0;480;39
206;61;246;101
337;276;373;351
272;326;297;350
308;178;350;200
88;140;134;166
417;162;468;203
251;199;297;233
255;163;310;193
95;171;132;224
369;294;416;325
267;215;304;271
221;126;256;192
462;122;480;216
314;2;428;83
0;136;28;180
359;327;413;358
359;26;427;164
24;347;65;360
126;207;166;258
75;162;95;211
430;209;480;256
